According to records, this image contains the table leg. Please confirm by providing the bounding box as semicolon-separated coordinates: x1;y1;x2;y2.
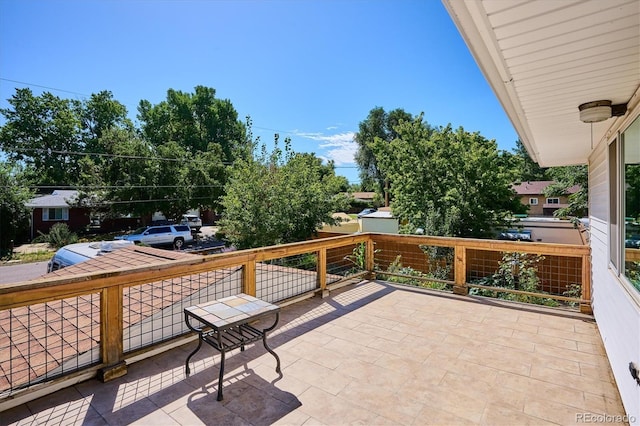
262;313;281;374
217;349;226;401
185;336;203;376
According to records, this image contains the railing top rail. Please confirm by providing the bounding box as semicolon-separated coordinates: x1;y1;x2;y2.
368;233;590;256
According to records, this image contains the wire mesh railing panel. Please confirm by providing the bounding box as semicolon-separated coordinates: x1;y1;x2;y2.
0;293;101;397
257;253;318;303
123;267;242;353
374;240;454;291
467;249;583;308
326;243;365;284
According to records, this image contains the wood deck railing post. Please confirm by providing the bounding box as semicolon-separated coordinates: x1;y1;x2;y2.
453;245;468;296
580;253;593;315
98;285;126;382
366;238;375;279
318;248;328;297
244;260;257;297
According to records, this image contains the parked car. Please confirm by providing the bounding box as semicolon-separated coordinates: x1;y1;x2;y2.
180;214;203;232
357;208;377;218
48;240;134;272
114;224;193;249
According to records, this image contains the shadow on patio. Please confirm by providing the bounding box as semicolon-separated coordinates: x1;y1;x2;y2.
2;280;626;425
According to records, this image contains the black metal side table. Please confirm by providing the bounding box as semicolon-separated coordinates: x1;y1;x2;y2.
184;293;281;401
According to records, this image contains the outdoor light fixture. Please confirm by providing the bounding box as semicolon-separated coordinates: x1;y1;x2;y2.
579;100;612;123
579;100;628;123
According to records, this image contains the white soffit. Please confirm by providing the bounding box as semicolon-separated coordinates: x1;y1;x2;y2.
443;0;640;167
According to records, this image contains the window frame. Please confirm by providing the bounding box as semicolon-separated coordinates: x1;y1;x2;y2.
42;207;69;221
546;197;560;205
529;198;538;205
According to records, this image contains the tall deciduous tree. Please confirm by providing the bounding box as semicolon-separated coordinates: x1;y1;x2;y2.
544;165;588;218
219;137;349;249
512;139;549;182
137;86;249;162
0;89;83;186
354;107;414;194
0;162;33;255
370;116;524;237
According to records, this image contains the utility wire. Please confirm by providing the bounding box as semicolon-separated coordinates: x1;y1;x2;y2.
11;147;359;168
0;78;90;97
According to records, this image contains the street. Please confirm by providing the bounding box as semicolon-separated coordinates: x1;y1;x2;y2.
0;261;48;284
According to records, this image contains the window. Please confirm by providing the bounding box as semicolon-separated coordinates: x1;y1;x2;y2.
609;139;619;270
546;198;559;204
148;226;171;234
529;198;538;205
622;116;640;291
42;208;69;221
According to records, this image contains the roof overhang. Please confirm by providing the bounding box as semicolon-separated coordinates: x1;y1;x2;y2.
442;0;640;167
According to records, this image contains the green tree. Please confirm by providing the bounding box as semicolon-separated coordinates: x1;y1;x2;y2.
370;115;524;237
99;128;160;218
544;165;588;218
0;89;83;186
512;139;549;182
0;162;33;256
219;137;349;249
354;107;414;194
137;86;249;162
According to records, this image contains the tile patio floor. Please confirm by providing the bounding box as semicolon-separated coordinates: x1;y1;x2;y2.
1;281;628;425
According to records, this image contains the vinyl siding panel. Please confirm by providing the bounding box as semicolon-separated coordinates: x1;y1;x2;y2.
589;139;640;422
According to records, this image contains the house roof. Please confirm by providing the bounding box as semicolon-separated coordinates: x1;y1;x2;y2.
26;190;79;208
350;192;376;201
442;0;640;167
512;181;580;196
44;245;198;278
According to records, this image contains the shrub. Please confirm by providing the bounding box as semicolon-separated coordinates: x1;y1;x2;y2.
39;223;78;249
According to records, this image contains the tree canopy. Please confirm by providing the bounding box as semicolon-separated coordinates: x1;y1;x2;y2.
354;107;414;194
370;115;525;237
544;166;588;218
0;86;248;221
0;162;33;255
219;137;349;249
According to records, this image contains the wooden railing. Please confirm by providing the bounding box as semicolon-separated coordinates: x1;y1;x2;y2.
0;232;590;408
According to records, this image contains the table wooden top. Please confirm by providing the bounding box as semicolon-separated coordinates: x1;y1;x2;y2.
184;293;279;330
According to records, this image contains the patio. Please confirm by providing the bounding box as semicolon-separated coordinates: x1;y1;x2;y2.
2;280;626;425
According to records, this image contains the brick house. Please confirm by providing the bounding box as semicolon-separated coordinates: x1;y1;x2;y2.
512;181;580;216
25;190;90;239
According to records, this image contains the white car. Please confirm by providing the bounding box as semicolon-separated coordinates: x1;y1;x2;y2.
114;224;193;249
48;240;134;272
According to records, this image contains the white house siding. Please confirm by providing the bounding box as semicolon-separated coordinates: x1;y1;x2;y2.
589;138;640;423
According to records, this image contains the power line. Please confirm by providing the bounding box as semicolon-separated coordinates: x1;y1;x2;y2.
13;147;233;164
0;78;90;97
11;147;359;168
29;185;226;190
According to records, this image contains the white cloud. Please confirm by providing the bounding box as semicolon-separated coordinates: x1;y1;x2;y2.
292;131;357;166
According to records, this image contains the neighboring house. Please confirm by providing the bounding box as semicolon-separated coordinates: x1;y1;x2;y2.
351;192;376;203
443;1;639;420
25;190;90;239
512;181;580;216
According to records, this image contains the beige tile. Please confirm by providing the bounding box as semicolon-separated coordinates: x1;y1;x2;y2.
283;358;351;395
296;386;379;425
481;402;556;425
338;380;425;425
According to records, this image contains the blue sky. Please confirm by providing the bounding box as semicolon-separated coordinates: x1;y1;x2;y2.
0;0;518;184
